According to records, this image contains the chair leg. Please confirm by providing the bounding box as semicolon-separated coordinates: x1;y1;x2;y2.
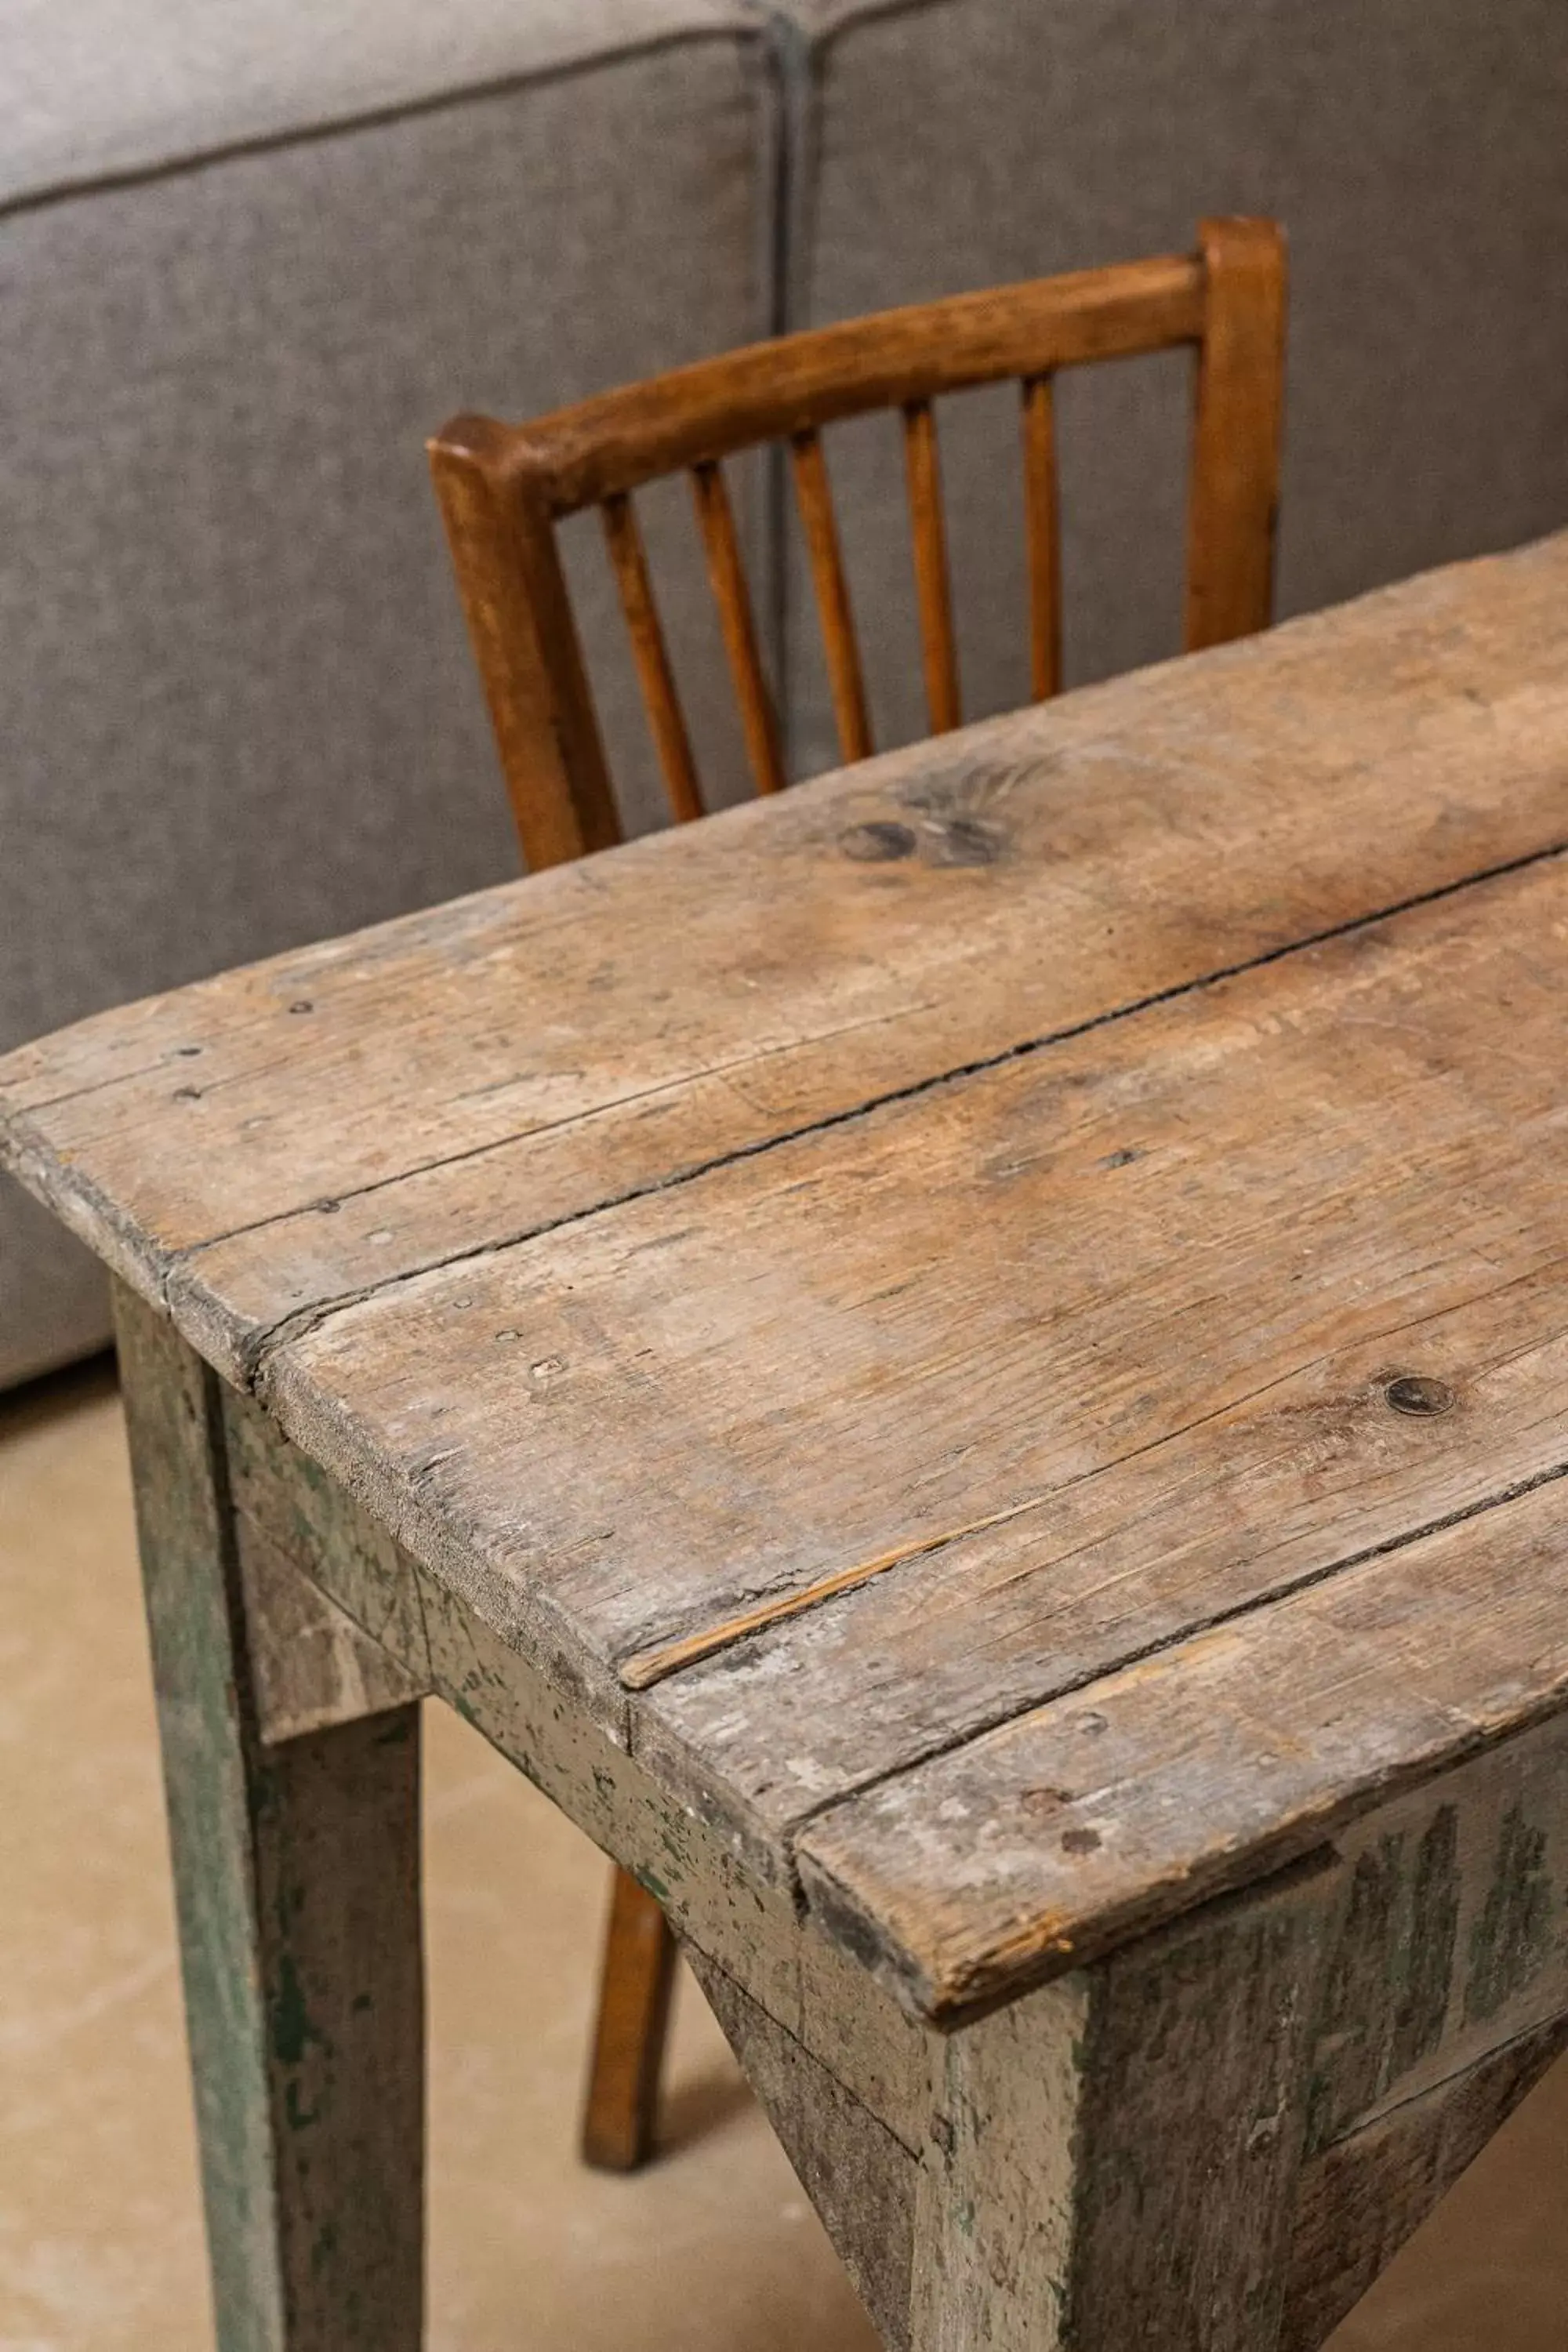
581;1865;678;2171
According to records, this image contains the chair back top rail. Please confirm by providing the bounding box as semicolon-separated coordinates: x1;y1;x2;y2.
442;251;1207;514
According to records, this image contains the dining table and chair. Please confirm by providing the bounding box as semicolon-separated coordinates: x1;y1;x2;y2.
8;217;1568;2351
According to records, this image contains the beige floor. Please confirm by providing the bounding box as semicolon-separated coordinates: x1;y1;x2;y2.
2;1363;1566;2350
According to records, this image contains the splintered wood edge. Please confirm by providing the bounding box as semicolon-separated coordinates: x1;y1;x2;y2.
618;1491;1051;1689
796;1846;1328;2024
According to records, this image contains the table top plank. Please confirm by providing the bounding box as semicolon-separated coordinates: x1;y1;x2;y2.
255;851;1568;1811
8;533;1568;2020
638;1262;1568;1875
795;1476;1568;2018
4;539;1568;1392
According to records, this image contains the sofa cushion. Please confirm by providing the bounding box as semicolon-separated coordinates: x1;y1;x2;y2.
8;0;755;206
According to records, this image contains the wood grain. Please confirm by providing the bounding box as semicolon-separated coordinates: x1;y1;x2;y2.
637;1217;1568;1854
6;536;1568;1398
258;855;1568;1767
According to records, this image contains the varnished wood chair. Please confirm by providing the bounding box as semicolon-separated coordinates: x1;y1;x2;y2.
427;213;1287;2172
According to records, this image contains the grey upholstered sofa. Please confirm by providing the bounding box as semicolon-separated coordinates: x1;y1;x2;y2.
5;0;1566;1387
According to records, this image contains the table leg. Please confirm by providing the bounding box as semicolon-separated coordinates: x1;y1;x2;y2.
909;1862;1339;2352
116;1287;423;2352
688;1859;1341;2350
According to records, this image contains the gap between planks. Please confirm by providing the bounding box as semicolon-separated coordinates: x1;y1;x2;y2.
618;1449;1568;1883
212;832;1568;1392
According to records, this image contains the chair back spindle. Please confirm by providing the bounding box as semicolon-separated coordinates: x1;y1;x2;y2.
902;397;964;735
430;216;1287;871
600;491;703;823
690;460;787;798
789;428;873;764
1020;374;1064;702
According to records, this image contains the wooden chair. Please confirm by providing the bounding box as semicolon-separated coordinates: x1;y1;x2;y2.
427;213;1287;2171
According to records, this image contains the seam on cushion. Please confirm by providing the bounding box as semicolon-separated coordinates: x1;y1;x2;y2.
751;6;814;765
764;0;958;54
751;5;828;775
752;9;817;346
739;16;786;722
755;0;962;780
1;23;769;225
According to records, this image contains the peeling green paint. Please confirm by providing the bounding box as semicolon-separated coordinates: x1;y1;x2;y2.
1466;1803;1552;2024
1390;1804;1459;2074
1305;1835;1402;2148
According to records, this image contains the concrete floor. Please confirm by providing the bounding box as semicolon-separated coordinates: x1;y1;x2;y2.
3;1359;1566;2349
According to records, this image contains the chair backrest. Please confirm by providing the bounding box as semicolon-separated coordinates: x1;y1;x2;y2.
429;216;1287;873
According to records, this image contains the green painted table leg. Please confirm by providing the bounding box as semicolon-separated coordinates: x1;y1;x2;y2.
116;1285;423;2351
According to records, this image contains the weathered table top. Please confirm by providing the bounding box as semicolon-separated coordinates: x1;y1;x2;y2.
9;532;1568;2023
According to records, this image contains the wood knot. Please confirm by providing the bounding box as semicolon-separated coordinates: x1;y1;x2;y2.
1384;1374;1454;1417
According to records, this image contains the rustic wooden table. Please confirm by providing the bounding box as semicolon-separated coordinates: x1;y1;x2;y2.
8;535;1568;2352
